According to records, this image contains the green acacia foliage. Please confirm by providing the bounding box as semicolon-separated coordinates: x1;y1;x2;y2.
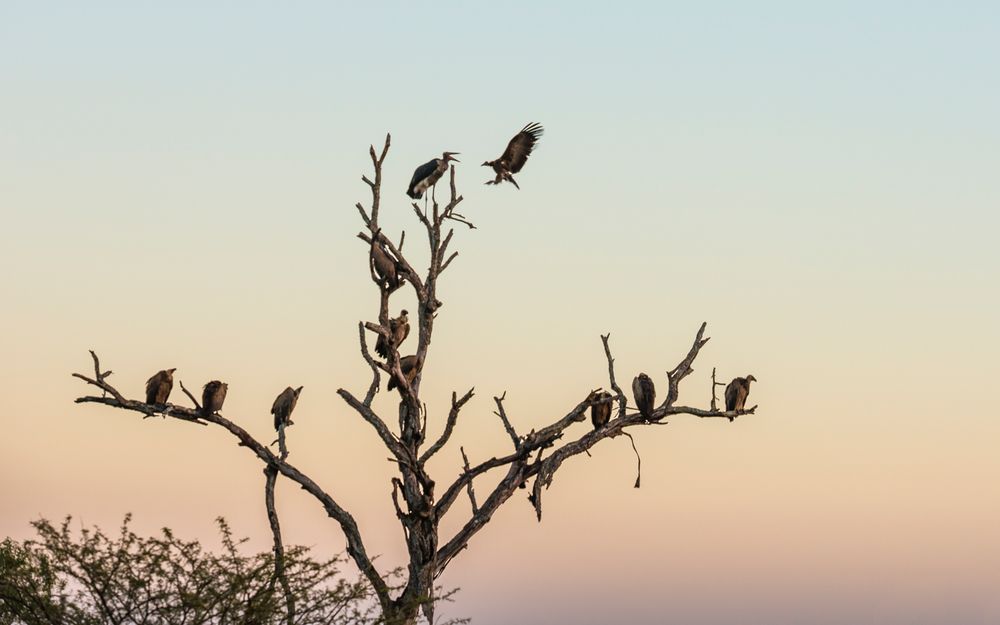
0;515;379;625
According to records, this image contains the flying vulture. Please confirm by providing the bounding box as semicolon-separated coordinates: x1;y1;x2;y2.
482;123;544;189
370;238;402;290
375;310;410;359
407;152;460;200
632;373;655;419
387;355;418;393
145;368;176;405
589;390;613;430
201;380;228;416
724;375;757;415
271;386;303;431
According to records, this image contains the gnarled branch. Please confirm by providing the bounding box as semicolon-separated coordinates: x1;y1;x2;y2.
73;356;393;614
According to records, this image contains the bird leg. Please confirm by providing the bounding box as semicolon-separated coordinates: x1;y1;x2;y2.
507;175;520;190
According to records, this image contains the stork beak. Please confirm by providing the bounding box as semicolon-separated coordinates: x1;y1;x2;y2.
446;152;460;162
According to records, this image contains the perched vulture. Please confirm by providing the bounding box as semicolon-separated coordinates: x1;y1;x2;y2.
145;368;176;405
271;386;303;431
482;123;544;189
387;355;418;393
725;375;757;415
201;380;228;416
375;310;410;359
407;152;460;200
370;238;401;290
632;373;655;419
589;390;613;430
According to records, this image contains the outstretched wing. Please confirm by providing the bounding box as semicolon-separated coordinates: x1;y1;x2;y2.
500;123;543;173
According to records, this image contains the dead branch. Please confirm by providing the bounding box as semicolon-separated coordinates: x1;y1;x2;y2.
459;447;478;514
356;322;384;406
73;355;392;614
420;389;474;464
178;381;202;413
623;431;641;488
710;367;726;412
493;392;521;451
664;322;710;409
601;334;628;418
264;464;294;625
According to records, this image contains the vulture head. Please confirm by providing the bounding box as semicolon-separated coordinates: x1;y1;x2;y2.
441;152;460;163
400;309;409;319
166;368;177;377
294;386;304;397
746;375;757;383
480;160;492;167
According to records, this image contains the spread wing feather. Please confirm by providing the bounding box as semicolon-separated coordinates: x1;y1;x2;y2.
500;123;543;173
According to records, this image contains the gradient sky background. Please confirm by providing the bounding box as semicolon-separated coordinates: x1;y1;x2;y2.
2;2;999;623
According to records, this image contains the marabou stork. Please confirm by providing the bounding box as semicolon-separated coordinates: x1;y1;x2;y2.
407;152;460;201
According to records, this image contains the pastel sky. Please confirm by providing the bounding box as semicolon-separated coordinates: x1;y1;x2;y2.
2;2;999;624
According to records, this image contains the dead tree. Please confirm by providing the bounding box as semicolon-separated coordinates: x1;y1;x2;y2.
74;134;757;625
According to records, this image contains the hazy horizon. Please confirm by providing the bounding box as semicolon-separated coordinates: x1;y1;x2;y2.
2;2;999;624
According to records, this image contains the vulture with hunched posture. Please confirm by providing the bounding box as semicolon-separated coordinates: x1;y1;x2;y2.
725;375;757;415
375;310;410;359
387;355;418;393
632;373;655;419
202;380;228;416
589;390;612;430
482;123;544;189
370;237;401;290
272;386;303;431
407;152;460;200
145;368;176;405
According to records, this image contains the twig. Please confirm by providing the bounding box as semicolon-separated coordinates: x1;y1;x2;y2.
710;367;726;412
601;334;627;418
179;381;202;413
356;322;383;406
420;389;474;463
622;432;641;488
664;322;710;409
493;392;521;451
460;447;478;514
440;252;459;273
